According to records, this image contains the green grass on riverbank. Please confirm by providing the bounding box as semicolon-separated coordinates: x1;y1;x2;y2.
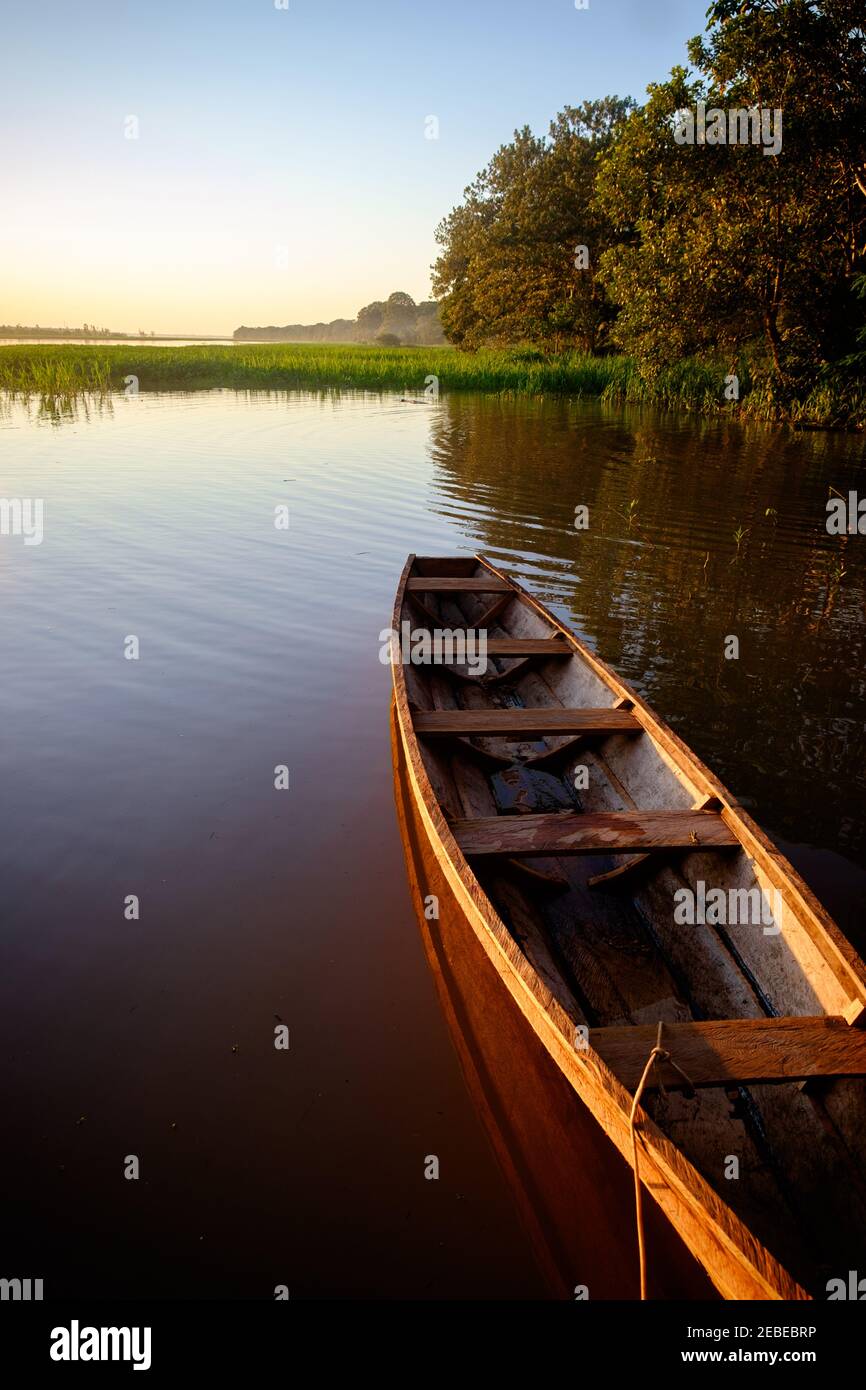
0;342;862;428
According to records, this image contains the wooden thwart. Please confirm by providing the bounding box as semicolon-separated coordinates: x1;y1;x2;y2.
587;794;721;889
591;1016;866;1091
451;809;738;857
415;707;641;738
406;577;512;592
478;638;571;656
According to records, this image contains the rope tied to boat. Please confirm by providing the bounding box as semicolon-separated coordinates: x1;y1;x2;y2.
629;1021;695;1301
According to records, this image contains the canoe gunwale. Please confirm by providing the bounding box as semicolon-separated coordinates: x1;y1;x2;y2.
390;553;817;1300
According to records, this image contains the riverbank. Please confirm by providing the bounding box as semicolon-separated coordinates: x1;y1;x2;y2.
0;343;862;429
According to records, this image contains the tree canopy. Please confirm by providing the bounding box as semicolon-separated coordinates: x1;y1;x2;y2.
431;1;866;394
433;98;634;353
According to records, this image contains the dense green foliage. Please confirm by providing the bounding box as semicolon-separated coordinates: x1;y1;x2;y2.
433;98;634;353
433;0;866;413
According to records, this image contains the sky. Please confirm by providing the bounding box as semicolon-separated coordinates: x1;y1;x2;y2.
1;0;709;335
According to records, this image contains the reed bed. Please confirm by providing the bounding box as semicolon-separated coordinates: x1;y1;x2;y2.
0;343;861;427
0;343;628;396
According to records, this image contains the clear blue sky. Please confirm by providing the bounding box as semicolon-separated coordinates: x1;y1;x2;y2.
1;0;709;333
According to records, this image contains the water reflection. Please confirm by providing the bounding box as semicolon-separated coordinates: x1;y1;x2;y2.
426;395;866;881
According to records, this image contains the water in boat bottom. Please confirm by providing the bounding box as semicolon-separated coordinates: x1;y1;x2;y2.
1;387;864;1298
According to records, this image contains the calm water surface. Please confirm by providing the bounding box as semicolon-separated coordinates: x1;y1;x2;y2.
0;338;236;346
2;388;865;1298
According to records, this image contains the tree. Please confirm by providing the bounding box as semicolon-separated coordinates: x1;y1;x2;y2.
356;300;386;339
594;1;866;390
381;291;418;343
696;0;865;214
415;300;447;345
432;98;635;351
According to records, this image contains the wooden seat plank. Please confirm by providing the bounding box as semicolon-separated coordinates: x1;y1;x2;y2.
407;577;512;592
591;1016;866;1090
587;794;721;889
414;708;641;738
451;809;738;857
480;638;571;655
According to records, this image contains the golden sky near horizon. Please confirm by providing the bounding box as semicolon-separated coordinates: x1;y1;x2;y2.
3;0;706;334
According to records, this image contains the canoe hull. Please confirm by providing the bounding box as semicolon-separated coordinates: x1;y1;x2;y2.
390;553;828;1300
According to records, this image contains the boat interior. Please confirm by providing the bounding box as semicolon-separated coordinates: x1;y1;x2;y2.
398;554;866;1297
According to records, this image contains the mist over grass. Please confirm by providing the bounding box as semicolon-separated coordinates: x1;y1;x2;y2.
0;342;862;428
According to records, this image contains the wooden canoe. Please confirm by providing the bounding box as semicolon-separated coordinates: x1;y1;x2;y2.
390;553;866;1301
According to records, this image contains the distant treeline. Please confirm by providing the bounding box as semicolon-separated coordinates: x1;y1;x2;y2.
433;0;866;407
0;324;134;339
234;291;446;346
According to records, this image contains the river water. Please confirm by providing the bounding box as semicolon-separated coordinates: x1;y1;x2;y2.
1;387;864;1298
